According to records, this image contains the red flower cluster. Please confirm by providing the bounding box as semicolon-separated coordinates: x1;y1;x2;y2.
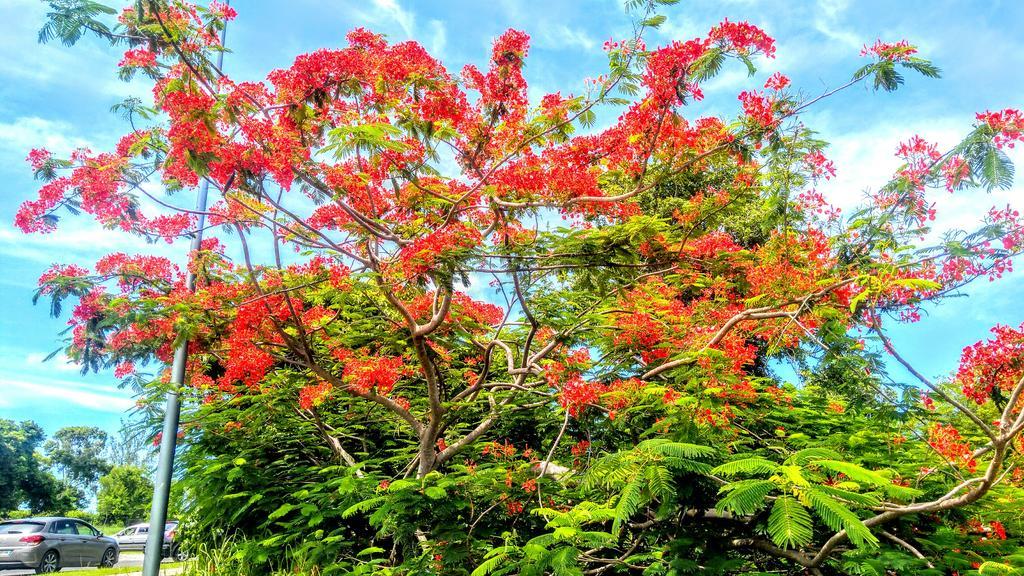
462;29;531;122
343;355;408;395
803;151;837;181
957;322;1024;406
398;223;481;277
738;91;776;128
708;19;776;58
861;39;918;62
119;48;157;68
927;423;977;472
763;72;790;91
27;148;51;170
977;108;1024;149
16;150;135;233
299;381;332;410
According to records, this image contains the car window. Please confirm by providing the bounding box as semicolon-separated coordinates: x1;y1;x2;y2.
52;520;78;535
137;527;149;534
74;521;99;536
0;522;44;534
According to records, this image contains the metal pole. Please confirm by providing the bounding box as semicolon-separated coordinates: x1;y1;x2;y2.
142;9;228;575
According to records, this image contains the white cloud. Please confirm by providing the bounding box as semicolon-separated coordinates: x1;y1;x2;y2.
813;112;1021;237
535;24;597;52
0;116;92;160
371;0;416;38
0;223;186;269
25;351;80;374
340;0;448;60
426;19;447;58
813;0;861;51
0;377;134;413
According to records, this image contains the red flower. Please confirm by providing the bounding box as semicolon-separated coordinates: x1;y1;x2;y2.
763;72;790;91
298;382;332;410
738;90;776;128
977;108;1024;149
990;520;1008;540
119;48;157;68
861;39;918;62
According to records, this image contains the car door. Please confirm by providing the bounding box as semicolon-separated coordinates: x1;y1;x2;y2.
49;519;83;567
132;526;149;547
73;521;105;566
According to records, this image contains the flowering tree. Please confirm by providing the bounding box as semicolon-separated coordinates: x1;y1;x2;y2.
19;0;1024;573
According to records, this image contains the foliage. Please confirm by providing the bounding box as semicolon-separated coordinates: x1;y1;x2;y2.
16;0;1024;574
97;465;154;525
0;419;84;515
45;425;112;492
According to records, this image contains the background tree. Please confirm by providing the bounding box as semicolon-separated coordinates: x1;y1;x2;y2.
0;419;83;515
106;420;155;469
97;465;154;525
17;0;1024;574
0;419;49;515
45;426;112;493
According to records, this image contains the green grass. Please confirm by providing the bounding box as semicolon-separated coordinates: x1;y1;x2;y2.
95;523;126;537
58;561;184;575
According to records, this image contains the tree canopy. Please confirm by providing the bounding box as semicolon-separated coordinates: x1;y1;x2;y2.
45;425;112;491
17;0;1024;574
97;465;154;525
0;419;85;516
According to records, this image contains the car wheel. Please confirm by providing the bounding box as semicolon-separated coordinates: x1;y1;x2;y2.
35;550;60;573
173;546;189;562
100;547;118;568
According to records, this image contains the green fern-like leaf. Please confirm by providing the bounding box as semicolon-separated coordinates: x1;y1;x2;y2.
768;496;814;549
645;465;672;499
979;146;1015;191
641;439;717;460
547;546;582;576
901;59;942;79
612;478;645;535
787;448;843;465
711;457;780;477
804;487;878;548
341;496;386;519
716;479;775;516
814;484;881;508
813;460;890;487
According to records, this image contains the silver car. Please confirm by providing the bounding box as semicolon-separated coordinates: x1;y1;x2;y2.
113;524;149;551
0;517;119;573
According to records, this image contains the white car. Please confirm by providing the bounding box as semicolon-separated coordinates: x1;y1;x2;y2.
112;524;149;551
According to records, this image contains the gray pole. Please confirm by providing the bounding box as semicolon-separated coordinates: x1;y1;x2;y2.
142;10;228;575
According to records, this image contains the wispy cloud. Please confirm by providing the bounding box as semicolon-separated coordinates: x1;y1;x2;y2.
371;0;415;38
535;24;597;52
813;0;860;51
0;223;185;271
343;0;449;60
0;116;92;160
813;112;1022;235
1;377;133;413
25;351;80;374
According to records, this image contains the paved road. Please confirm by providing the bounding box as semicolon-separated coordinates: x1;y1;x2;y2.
2;551;180;575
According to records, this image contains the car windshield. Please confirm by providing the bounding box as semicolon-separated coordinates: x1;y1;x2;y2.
0;522;45;534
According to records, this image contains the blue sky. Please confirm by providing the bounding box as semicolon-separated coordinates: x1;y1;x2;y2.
0;0;1022;438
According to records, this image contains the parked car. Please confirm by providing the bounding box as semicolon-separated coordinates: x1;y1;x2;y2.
0;517;119;573
113;523;149;550
141;521;187;562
